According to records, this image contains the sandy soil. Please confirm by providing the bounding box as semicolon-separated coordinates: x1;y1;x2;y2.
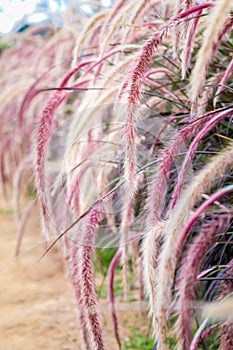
0;202;148;350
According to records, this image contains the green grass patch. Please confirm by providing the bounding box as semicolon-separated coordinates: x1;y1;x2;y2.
122;327;154;350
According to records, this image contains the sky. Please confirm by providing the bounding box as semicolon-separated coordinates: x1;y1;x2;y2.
0;0;112;34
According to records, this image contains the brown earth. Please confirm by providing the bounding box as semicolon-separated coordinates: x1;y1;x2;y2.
0;201;149;350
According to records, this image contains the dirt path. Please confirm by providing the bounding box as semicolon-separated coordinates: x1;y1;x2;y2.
0;204;81;350
0;201;149;350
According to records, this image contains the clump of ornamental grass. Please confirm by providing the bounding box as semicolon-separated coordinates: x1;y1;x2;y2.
1;0;233;349
0;22;86;251
0;25;74;203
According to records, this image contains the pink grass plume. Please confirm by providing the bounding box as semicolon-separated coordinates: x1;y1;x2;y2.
122;2;214;192
171;108;233;208
80;205;105;350
107;249;122;349
177;184;233;251
70;239;91;350
177;214;231;350
35;62;90;239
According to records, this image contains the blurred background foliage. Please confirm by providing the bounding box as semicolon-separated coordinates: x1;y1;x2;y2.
0;0;112;34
